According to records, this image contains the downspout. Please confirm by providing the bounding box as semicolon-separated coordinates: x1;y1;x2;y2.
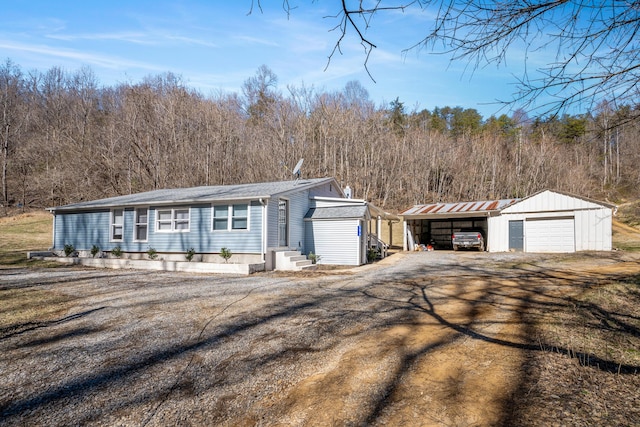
259;198;267;263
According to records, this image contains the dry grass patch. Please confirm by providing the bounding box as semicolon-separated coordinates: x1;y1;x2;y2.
0;211;53;267
508;263;640;426
0;287;75;337
613;219;640;251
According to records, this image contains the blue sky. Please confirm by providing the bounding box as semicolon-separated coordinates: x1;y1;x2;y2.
0;0;543;118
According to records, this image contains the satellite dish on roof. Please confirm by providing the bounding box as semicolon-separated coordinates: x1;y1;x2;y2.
292;158;304;182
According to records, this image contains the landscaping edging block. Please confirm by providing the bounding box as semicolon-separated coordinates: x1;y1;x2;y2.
33;256;264;275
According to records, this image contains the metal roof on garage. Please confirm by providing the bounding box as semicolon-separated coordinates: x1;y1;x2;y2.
400;198;519;218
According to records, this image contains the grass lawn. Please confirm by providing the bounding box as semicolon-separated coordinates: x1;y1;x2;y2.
0;211;53;267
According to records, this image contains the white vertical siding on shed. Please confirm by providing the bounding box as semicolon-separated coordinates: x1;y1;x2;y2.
574;208;612;251
305;219;361;265
487;216;504;252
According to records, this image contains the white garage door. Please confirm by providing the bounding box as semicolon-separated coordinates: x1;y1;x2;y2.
525;217;575;252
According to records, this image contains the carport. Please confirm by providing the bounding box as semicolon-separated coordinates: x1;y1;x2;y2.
400;190;614;253
400;199;516;250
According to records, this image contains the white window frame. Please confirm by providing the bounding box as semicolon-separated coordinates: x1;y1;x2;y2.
133;207;149;242
211;203;250;231
110;208;124;242
278;198;289;247
155;207;190;233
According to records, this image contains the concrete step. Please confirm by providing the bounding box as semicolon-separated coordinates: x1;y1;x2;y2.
294;259;312;267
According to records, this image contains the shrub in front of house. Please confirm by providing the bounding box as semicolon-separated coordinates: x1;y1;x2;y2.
219;247;232;263
63;244;75;257
147;247;158;260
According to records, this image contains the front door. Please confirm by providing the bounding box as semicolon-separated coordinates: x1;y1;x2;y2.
509;220;524;251
278;199;289;247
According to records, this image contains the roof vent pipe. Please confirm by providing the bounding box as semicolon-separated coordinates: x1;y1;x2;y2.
344;186;352;199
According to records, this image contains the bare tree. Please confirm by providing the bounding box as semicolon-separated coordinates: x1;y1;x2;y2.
281;1;640;117
0;59;25;213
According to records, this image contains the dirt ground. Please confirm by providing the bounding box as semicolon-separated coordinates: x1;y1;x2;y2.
1;250;639;426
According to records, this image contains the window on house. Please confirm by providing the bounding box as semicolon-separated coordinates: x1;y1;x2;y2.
213;205;229;231
212;204;249;231
111;208;124;241
134;208;148;241
156;208;190;232
232;204;248;229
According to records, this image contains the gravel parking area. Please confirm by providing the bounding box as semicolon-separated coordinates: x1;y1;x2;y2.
1;250;639;426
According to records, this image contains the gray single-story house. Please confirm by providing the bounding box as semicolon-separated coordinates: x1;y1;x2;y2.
47;177;394;270
401;189;615;252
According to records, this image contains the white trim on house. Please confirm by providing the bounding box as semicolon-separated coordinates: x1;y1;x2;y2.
133;207;149;242
110;208;124;242
211;203;251;232
155;207;190;233
278;197;290;248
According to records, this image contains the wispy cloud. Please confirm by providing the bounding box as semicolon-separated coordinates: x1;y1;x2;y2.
233;35;279;47
46;31;154;45
47;30;218;48
0;40;163;71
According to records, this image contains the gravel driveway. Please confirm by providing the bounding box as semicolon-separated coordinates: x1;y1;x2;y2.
1;251;637;426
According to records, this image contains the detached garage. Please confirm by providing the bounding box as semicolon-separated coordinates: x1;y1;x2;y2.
402;190;614;253
490;190;614;252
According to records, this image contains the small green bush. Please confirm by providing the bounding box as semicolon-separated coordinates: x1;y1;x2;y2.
185;247;196;262
219;247;232;263
147;247;158;260
367;248;379;263
308;252;320;264
91;245;100;258
111;246;123;258
63;244;75;257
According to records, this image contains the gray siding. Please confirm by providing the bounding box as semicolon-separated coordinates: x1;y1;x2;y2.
54;202;263;254
267;189;312;249
308;181;342;198
266;200;279;248
54;210;110;250
288;190;310;250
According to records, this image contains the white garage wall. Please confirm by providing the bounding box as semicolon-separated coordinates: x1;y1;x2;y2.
501;190;603;213
575;208;612;251
487;215;509;252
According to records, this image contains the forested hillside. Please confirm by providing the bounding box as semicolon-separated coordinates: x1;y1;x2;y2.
2;60;639;213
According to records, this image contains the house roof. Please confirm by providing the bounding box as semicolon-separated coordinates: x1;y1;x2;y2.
304;205;369;220
400;198;519;218
49;178;338;212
